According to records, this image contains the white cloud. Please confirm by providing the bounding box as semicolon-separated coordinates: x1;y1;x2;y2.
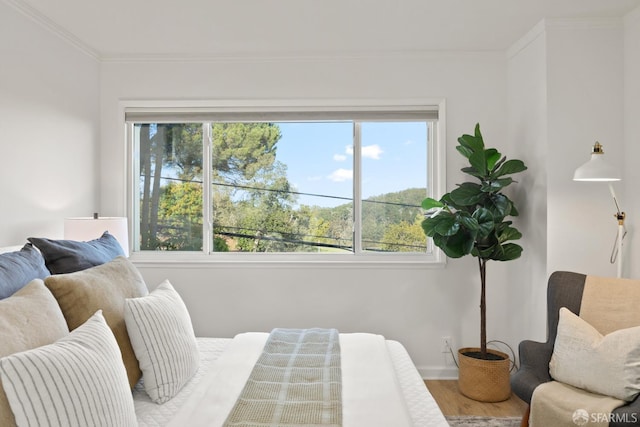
362;144;383;159
327;168;353;182
333;154;347;162
343;144;383;159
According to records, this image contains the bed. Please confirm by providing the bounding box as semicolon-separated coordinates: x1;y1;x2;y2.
0;241;449;426
133;336;449;427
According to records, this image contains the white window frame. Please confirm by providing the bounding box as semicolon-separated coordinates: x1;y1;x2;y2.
123;98;447;267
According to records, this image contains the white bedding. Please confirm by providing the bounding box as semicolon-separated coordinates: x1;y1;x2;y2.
134;336;448;427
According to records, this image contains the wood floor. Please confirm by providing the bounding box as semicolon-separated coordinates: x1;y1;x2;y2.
425;380;528;417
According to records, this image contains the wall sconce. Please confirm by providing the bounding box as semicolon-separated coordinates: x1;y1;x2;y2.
64;213;130;256
573;142;625;278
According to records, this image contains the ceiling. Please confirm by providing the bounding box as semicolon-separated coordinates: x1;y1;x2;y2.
8;0;640;59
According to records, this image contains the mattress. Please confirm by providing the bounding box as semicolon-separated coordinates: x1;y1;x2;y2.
134;337;448;427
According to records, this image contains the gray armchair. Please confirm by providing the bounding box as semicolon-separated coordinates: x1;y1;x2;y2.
511;271;640;427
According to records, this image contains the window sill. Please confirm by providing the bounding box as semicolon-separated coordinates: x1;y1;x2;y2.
128;251;445;270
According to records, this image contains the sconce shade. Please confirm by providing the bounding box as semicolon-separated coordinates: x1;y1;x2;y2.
573;142;621;182
64;216;129;256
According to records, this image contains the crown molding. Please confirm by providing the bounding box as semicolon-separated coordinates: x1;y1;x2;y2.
625;4;640;26
545;16;623;30
506;19;546;59
99;48;504;64
507;16;624;59
2;0;99;60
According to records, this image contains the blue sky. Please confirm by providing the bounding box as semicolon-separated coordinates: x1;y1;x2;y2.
275;121;428;208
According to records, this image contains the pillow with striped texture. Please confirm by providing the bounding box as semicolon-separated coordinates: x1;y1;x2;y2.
0;310;137;427
124;279;199;404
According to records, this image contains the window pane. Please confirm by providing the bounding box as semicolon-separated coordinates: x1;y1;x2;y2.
360;122;428;252
211;122;354;253
135;123;203;251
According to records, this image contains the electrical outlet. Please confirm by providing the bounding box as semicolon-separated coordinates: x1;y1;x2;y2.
441;336;452;353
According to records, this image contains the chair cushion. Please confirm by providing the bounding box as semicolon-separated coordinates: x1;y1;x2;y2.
579;275;640;335
550;307;640;401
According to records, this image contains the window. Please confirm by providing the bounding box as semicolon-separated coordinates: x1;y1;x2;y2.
126;104;442;261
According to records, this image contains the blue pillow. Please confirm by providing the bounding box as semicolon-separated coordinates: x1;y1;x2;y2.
28;232;125;275
0;244;49;299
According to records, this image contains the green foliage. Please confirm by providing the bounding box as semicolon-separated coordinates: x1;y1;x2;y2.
381;217;426;252
212;123;280;182
421;123;527;262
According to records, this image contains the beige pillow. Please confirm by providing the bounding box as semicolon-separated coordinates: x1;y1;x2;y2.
44;256;148;388
0;279;69;427
550;307;640;401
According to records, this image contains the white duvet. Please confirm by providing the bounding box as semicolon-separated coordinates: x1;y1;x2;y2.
134;336;449;427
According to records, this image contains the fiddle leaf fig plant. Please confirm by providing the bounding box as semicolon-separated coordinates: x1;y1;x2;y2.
421;123;527;358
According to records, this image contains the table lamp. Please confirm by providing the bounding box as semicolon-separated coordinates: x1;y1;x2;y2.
64;213;130;256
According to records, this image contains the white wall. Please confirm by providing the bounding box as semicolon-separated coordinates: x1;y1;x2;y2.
545;19;625;279
506;22;549;343
0;2;100;245
624;7;640;278
504;19;627;344
99;52;520;377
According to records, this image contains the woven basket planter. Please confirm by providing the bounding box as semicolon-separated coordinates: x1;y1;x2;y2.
457;347;511;402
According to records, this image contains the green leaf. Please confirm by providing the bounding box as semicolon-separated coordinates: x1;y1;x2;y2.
421;198;444;210
491;243;523;261
441;193;466;211
480;178;513;193
457;131;484;154
422;211;459;237
469;150;488;176
492;159;527;178
472;208;494;238
450;182;484;206
456;145;474;159
486;193;512;220
433;215;460;236
498;226;522;243
491;156;506;173
457;212;479;231
461;167;484;179
434;230;475;258
421;218;436;237
474;123;483;139
485;149;501;171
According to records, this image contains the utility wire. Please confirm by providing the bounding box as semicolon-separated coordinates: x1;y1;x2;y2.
155;175;424;209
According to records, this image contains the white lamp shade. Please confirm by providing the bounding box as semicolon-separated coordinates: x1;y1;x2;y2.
573;153;621;182
64;217;130;256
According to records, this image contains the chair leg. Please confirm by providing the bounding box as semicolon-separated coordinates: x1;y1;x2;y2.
520;405;530;427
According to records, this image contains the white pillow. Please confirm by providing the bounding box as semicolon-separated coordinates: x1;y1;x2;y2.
550;307;640;401
0;310;137;427
124;279;199;404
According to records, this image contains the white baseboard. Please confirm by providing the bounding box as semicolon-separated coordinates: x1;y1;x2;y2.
418;366;459;380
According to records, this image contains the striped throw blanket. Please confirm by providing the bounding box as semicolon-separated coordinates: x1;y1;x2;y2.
223;328;342;427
